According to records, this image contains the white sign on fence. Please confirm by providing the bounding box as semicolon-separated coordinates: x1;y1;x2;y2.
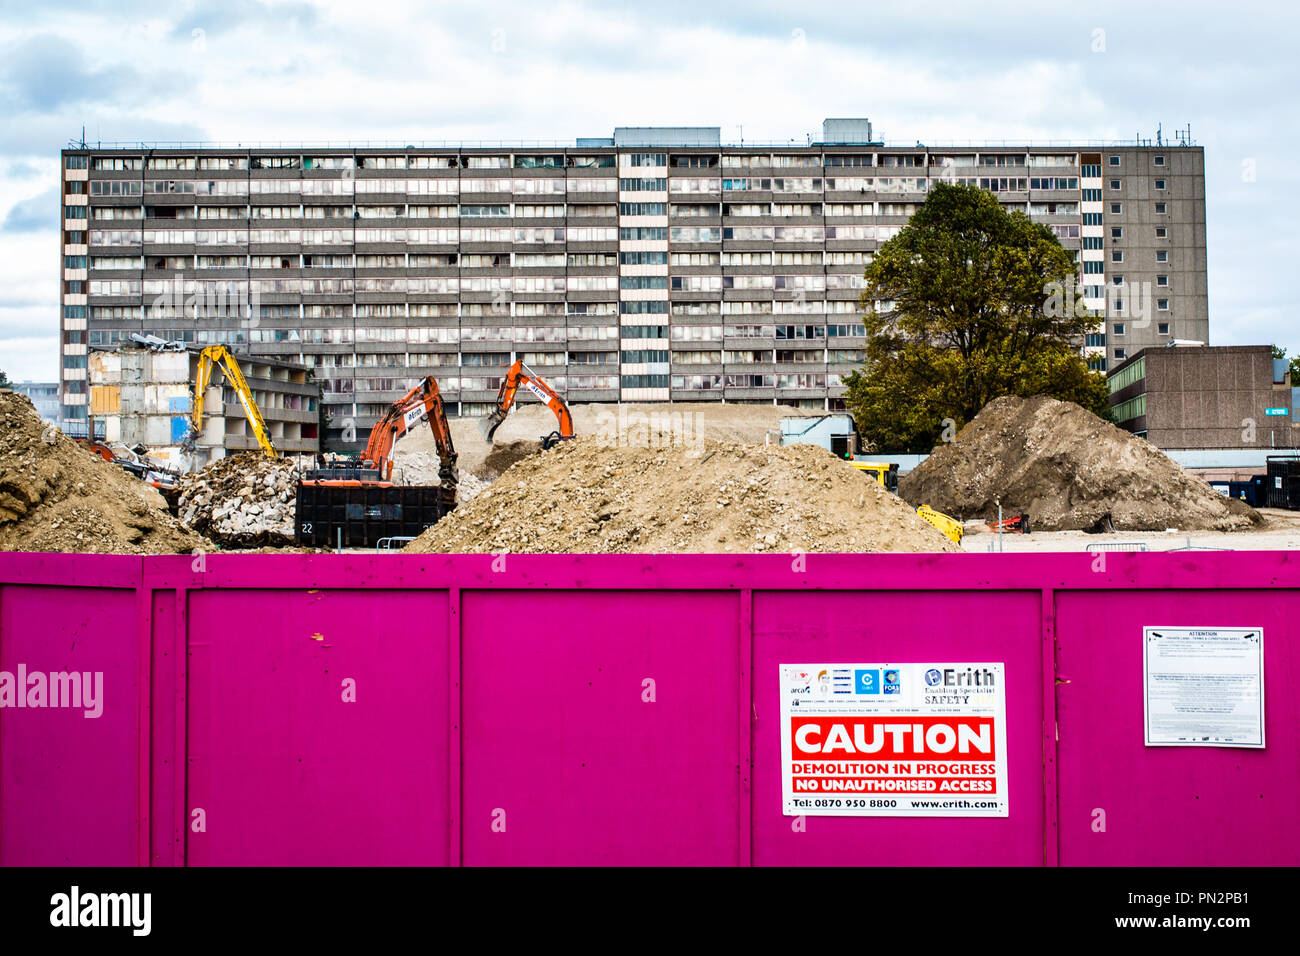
1143;627;1264;748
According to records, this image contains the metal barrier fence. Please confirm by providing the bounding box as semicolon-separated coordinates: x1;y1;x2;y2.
0;552;1295;866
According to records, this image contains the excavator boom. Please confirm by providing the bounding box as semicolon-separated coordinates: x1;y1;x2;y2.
190;345;278;457
315;376;458;489
481;359;575;448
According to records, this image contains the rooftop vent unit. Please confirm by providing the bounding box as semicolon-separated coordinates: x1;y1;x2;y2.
612;127;721;147
817;118;878;145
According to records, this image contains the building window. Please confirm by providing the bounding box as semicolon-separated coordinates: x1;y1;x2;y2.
1110;203;1122;215
1158;322;1170;335
1109;179;1121;190
1156;250;1168;262
1155;203;1167;214
1110;227;1122;239
1155;226;1167;238
1111;251;1123;263
1154;179;1166;190
1114;348;1127;360
1154;156;1166;166
1109;156;1121;166
1114;299;1124;312
1157;298;1169;310
1157;275;1169;286
1112;275;1124;285
1113;323;1125;335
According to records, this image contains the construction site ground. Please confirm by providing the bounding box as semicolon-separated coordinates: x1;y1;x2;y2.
960;508;1300;552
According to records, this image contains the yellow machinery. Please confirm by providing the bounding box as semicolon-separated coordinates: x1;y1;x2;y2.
848;461;899;493
848;460;963;545
916;504;964;545
190;345;278;457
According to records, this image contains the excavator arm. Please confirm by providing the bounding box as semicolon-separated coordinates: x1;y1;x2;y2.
480;359;575;449
191;345;278;457
361;376;458;488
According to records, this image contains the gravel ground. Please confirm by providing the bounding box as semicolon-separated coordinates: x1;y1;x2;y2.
960;508;1300;552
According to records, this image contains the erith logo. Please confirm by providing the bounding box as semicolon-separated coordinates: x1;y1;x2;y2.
792;717;996;757
50;886;151;936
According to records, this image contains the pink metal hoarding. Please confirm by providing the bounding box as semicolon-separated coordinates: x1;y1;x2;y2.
1;551;1296;866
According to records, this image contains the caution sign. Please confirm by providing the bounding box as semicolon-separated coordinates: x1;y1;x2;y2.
780;663;1009;817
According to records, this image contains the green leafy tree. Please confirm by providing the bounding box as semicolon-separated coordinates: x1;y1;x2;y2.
843;182;1110;452
0;368;11;389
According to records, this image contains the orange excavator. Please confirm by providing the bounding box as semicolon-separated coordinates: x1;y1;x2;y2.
480;359;576;449
309;375;458;490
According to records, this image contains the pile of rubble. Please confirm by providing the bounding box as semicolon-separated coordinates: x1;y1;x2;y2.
406;437;959;554
176;453;298;548
899;395;1261;532
0;390;203;554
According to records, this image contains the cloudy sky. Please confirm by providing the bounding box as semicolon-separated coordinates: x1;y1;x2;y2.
0;0;1294;380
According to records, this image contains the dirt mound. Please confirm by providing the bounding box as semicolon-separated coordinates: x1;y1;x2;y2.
898;395;1261;532
406;437;960;554
480;439;543;478
394;401;821;482
0;390;204;554
176;453;298;548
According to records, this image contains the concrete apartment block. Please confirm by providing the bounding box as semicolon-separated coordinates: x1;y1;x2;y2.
1099;147;1209;365
57;123;1210;449
7;381;60;422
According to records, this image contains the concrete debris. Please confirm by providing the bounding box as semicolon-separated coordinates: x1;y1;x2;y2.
898;395;1261;532
0;389;204;554
454;472;491;503
176;453;299;548
405;437;960;554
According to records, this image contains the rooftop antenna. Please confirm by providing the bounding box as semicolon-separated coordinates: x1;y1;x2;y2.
1156;122;1162;146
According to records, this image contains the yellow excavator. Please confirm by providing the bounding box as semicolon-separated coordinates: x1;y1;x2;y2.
189;345;278;457
849;459;963;545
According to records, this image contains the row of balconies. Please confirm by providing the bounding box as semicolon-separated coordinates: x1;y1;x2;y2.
86;184;1084;207
221;401;317;424
85;265;877;281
